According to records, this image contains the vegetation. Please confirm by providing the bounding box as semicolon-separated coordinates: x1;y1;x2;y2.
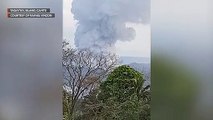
63;43;151;120
79;65;151;120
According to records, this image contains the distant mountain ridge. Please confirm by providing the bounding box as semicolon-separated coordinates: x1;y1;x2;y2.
120;56;150;64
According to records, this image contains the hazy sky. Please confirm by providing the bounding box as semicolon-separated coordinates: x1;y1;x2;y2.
63;0;150;58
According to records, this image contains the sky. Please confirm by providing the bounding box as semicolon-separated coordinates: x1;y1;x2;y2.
63;0;150;58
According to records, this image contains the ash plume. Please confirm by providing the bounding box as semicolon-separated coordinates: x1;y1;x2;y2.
71;0;150;50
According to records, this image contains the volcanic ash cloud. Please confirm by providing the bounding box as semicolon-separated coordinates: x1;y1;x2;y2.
71;0;150;51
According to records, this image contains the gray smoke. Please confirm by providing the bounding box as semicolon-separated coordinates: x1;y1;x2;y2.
71;0;150;50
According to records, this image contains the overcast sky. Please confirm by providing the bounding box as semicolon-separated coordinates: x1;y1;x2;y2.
63;0;150;58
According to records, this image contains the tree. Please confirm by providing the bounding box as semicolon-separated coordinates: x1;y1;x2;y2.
98;65;150;120
63;89;72;120
79;65;151;120
99;65;146;102
62;42;118;119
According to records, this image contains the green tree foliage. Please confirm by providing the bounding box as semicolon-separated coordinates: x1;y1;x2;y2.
63;89;72;120
77;65;151;120
99;65;144;102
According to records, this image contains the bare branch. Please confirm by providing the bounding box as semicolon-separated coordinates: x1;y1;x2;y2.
62;42;118;114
